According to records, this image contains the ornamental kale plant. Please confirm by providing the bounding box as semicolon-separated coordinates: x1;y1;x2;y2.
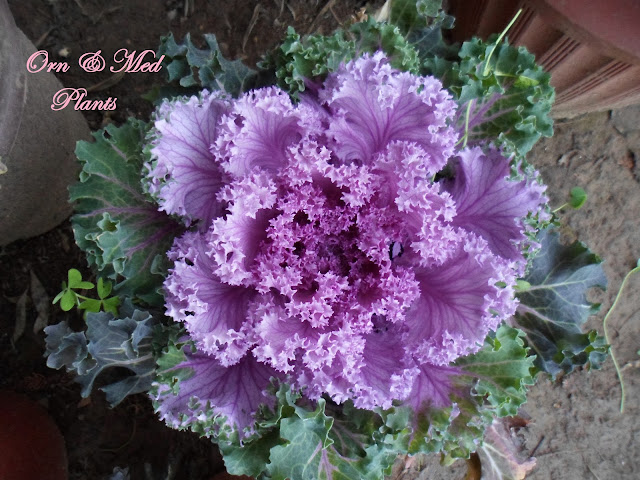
45;1;609;479
148;51;546;427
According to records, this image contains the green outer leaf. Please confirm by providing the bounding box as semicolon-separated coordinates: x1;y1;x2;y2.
514;228;608;377
157;33;258;97
210;385;401;480
328;402;400;479
325;404;369;460
351;20;421;72
153;341;194;397
389;0;456;61
405;402;480;459
267;399;333;480
271;395;401;480
262;26;356;96
263;19;420;98
456;325;535;418
267;397;386;480
390;0;442;32
478;418;536;480
70;119;182;307
220;429;282;478
404;326;534;461
424;36;555;158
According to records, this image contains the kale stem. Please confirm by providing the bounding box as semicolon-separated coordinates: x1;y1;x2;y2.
552;203;567;213
603;262;640;413
456;100;474;147
483;9;523;77
462;100;472;148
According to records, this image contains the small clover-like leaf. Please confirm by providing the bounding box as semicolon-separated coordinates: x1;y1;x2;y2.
569;186;587;209
67;269;94;290
102;296;121;316
67;269;82;288
52;289;66;305
97;277;113;299
78;298;102;313
60;290;78;311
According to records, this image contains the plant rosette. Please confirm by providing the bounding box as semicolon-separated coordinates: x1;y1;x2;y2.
45;1;609;479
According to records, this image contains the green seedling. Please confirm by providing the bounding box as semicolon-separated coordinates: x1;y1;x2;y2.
53;268;120;317
553;186;587;213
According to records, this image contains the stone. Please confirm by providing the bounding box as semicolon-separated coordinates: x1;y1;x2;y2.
0;0;90;246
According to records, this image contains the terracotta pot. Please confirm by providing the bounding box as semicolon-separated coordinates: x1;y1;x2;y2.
447;0;640;117
0;0;90;245
0;391;68;480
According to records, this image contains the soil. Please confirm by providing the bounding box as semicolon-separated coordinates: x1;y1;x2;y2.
1;1;639;479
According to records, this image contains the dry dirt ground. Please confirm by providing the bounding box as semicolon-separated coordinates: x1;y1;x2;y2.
1;1;639;479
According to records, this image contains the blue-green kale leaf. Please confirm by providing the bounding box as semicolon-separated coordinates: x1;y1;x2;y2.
44;301;160;406
514;228;608;377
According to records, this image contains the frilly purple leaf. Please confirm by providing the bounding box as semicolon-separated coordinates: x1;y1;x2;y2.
215;87;321;177
153;347;277;437
146;91;231;228
443;146;548;269
320;51;458;168
164;231;258;366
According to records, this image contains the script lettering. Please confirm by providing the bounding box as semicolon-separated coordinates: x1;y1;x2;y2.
110;49;164;73
26;50;70;73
